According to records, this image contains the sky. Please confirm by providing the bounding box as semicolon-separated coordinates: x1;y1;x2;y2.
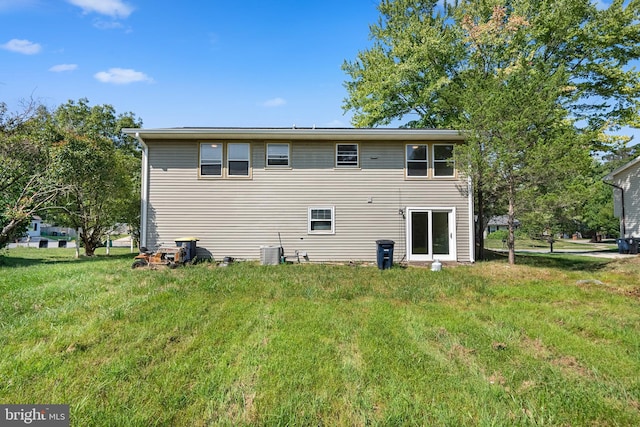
0;0;637;142
0;0;381;129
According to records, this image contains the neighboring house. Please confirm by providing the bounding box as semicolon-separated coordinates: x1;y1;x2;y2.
27;216;42;239
124;128;474;263
40;224;77;238
485;215;520;237
605;156;640;238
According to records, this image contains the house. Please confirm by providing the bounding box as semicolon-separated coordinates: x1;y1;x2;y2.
40;224;77;238
27;216;42;239
605;156;640;238
485;215;520;237
123;128;474;263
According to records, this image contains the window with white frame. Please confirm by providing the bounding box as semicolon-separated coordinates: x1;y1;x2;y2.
200;143;222;176
308;207;335;234
336;143;359;167
227;143;250;176
266;143;290;167
406;144;428;177
433;144;455;177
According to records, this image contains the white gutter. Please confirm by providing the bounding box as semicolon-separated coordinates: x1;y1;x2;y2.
122;127;465;142
135;132;149;249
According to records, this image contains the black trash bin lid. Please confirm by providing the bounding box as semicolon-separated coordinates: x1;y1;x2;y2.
376;240;395;245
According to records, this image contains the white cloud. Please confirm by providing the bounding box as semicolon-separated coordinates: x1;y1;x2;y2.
1;38;41;54
0;0;41;12
262;97;286;107
94;68;153;84
67;0;134;18
93;19;124;30
49;64;78;72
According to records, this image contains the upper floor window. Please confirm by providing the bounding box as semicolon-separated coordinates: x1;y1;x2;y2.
433;144;455;177
406;144;428;177
228;143;250;176
266;143;290;167
200;143;222;176
336;143;359;167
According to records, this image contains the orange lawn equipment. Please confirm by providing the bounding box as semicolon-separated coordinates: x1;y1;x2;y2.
131;246;184;269
131;237;199;269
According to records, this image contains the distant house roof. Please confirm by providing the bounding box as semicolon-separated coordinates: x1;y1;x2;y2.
487;215;520;227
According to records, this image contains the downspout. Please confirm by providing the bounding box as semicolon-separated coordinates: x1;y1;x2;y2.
603;180;626;237
468;176;475;263
135;132;149;248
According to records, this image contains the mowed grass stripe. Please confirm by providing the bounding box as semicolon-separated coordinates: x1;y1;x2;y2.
0;248;639;425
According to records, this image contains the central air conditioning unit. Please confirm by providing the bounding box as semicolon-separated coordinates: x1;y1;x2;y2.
260;245;282;265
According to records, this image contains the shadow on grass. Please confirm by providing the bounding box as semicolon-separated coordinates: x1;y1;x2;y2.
0;249;134;268
481;250;611;272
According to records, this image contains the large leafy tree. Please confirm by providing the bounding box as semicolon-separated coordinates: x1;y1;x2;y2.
0;101;61;250
343;0;640;263
49;99;141;256
453;4;595;263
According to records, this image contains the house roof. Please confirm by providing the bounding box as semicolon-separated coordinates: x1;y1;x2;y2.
604;156;640;181
487;215;521;227
123;127;465;142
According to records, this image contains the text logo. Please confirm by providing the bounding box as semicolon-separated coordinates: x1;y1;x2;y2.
1;405;69;427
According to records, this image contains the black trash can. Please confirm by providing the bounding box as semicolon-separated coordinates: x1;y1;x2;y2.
175;237;199;263
38;239;48;248
627;238;639;255
58;240;67;248
617;238;629;254
376;240;395;270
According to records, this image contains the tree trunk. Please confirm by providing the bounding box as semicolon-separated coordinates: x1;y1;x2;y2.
81;232;96;256
75;228;80;258
507;184;516;265
0;218;22;249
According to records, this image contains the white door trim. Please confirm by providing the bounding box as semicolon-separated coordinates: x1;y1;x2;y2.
406;207;457;261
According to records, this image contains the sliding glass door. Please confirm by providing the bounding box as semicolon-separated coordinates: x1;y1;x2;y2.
407;208;456;261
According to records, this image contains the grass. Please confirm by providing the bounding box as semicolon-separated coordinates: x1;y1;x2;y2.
1;247;639;426
484;236;618;252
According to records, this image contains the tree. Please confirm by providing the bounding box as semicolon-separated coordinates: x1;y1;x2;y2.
454;4;597;263
343;0;640;263
49;99;141;256
0;100;61;250
343;0;465;129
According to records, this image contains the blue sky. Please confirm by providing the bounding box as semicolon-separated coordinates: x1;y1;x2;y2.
0;0;381;128
0;0;637;142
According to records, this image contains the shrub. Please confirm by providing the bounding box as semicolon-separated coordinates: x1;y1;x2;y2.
486;230;508;240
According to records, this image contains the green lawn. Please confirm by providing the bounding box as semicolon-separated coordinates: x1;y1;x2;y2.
1;248;639;426
484;236;618;252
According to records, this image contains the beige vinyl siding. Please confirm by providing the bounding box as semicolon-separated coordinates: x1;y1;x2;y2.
145;139;472;262
612;164;640;237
